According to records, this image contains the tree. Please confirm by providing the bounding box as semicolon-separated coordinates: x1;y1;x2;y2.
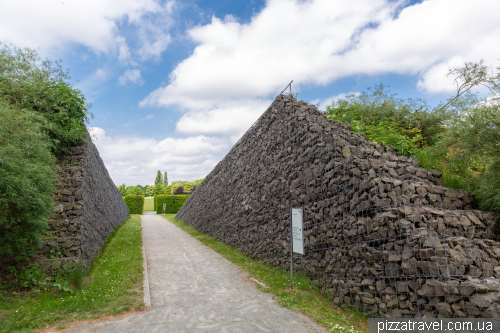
184;183;193;192
173;186;184;195
153;183;164;195
0;44;92;260
0;43;92;154
163;172;168;186
117;184;127;196
164;185;173;195
132;185;144;196
0;103;57;258
145;185;154;196
154;170;162;186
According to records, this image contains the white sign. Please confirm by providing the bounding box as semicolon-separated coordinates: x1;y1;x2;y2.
291;208;304;254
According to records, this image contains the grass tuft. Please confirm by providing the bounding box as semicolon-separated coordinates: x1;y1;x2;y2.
0;215;145;333
163;214;368;333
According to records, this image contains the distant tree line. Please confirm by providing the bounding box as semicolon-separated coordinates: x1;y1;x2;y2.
117;170;203;197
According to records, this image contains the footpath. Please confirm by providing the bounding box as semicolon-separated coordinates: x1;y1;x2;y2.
66;212;326;333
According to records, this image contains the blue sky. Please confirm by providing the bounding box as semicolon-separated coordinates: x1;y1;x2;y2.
1;0;499;186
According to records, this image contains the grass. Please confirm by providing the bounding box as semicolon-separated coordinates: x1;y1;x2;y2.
143;197;154;211
162;214;368;333
0;215;145;333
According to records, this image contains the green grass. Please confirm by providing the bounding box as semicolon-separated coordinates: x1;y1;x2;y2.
0;215;145;333
162;214;368;333
143;197;154;211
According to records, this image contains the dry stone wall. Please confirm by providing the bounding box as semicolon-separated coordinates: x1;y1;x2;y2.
177;94;500;318
38;135;129;272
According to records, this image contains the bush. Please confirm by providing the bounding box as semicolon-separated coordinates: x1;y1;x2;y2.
173;186;184;195
0;103;57;259
0;44;91;154
155;195;190;214
123;195;144;214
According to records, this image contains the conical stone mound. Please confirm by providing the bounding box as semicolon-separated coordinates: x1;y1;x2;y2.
177;94;500;318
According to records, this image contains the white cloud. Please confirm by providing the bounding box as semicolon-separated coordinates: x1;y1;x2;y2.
141;0;500;117
118;69;143;85
145;114;154;120
175;98;272;139
88;127;229;185
0;0;175;62
310;92;361;111
94;69;109;80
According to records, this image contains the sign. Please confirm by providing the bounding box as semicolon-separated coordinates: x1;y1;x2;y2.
291;208;304;254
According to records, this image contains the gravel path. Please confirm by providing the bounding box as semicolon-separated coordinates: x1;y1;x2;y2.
66;212;326;333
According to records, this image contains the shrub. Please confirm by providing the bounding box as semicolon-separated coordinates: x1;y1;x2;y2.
123;195;144;214
0;44;91;154
155;195;190;214
173;186;184;195
0;103;57;259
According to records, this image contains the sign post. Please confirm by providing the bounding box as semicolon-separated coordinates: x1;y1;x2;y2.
290;208;303;289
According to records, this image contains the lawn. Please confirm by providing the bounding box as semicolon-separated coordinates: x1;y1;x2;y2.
0;215;145;333
143;197;154;211
162;214;368;333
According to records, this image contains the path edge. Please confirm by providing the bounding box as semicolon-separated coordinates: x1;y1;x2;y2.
141;215;152;307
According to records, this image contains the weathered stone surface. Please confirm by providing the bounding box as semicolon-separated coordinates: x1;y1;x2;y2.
38;134;129;272
176;94;500;318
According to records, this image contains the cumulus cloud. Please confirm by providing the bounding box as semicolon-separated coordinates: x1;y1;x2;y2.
141;0;500;138
311;92;361;111
118;69;144;85
175;98;272;139
0;0;175;62
88;127;229;185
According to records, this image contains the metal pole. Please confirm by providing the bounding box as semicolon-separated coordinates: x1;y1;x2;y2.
290;209;293;289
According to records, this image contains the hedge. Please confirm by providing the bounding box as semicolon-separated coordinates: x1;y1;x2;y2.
123;195;144;214
155;195;190;214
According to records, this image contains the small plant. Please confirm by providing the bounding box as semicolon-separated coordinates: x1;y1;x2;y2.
17;265;47;289
49;244;63;259
52;282;73;294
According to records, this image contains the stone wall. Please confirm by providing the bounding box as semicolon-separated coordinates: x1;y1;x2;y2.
177;94;500;318
38;135;129;272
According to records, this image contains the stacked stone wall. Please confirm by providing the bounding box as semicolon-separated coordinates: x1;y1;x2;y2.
38;135;129;271
177;94;500;318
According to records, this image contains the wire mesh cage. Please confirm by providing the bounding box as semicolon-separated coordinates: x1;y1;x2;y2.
177;92;500;319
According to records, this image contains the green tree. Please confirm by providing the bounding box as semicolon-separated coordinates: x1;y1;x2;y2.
184;183;193;192
117;184;127;196
0;103;57;258
132;185;144;196
154;170;162;186
145;185;154;196
153;183;164;195
164;185;173;195
163;172;168;186
0;43;92;154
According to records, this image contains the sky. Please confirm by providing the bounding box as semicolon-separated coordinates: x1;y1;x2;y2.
1;0;499;186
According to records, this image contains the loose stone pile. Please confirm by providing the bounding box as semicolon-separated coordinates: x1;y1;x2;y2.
177;94;500;318
38;135;129;272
